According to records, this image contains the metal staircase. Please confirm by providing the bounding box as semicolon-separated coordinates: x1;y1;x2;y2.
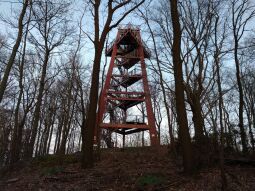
95;24;159;146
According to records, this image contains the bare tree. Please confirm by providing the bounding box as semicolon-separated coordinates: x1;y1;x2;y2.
137;2;176;150
10;1;32;164
0;0;30;103
243;67;255;151
230;0;255;153
213;9;228;190
81;0;145;168
26;0;72;157
169;0;193;173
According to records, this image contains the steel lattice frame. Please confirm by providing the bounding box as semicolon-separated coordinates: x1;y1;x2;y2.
95;24;159;146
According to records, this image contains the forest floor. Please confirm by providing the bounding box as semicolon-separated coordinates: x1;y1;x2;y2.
1;146;255;191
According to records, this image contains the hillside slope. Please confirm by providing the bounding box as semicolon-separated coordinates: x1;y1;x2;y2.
1;146;254;191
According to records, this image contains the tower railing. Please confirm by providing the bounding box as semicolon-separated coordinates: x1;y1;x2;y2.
118;23;140;30
126;115;146;124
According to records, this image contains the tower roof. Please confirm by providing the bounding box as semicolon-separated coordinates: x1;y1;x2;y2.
106;24;151;58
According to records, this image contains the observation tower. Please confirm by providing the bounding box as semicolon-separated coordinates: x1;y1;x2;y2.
96;24;159;146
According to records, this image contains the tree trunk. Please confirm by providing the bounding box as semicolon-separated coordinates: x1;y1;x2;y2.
170;0;193;173
245;105;255;151
42;106;55;155
27;50;50;158
59;97;76;155
209;108;219;151
0;0;29;103
190;94;206;144
251;101;255;151
10;24;29;163
35;119;43;157
59;80;74;155
47;111;56;154
233;35;247;153
55;115;64;154
214;15;227;188
82;50;103;168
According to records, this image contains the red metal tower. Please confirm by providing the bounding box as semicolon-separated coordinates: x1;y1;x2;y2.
96;24;159;146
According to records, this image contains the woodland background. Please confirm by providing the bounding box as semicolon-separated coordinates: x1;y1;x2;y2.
0;1;255;187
